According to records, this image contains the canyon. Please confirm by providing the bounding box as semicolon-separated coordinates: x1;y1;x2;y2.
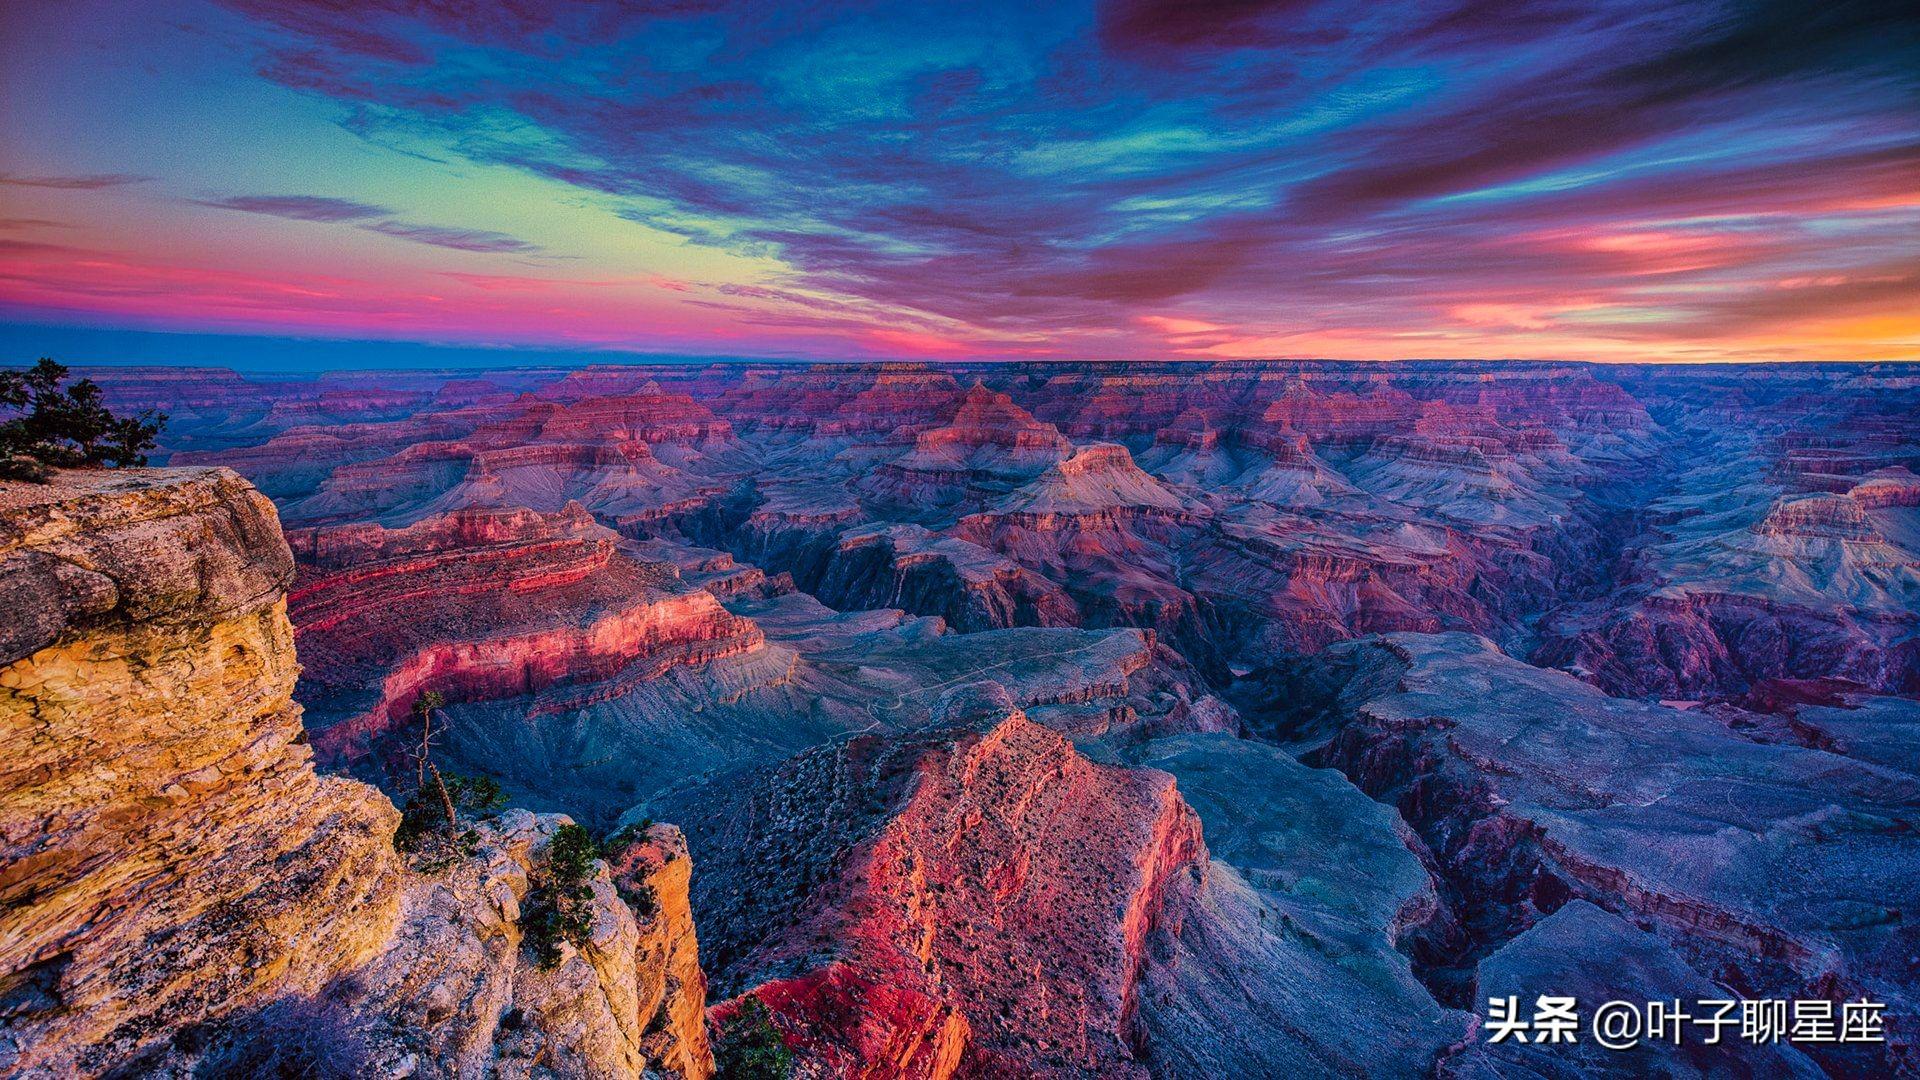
2;359;1915;1077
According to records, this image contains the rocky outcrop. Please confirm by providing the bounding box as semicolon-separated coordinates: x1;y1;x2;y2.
1440;901;1824;1078
0;469;712;1078
1228;431;1361;507
1128;733;1471;1077
1255;382;1422;448
0;467;296;667
1540;588;1918;700
279;382;752;530
856;384;1072;517
1756;491;1880;540
524;390;735;447
0;468;403;1076
670;694;1208;1078
918;443;1227;672
830;369;966;435
606;825;714;1077
1540;460;1920;700
720;482;867;589
814;524;1079;631
1849;466;1920;508
982;442;1199;525
321;811;712;1080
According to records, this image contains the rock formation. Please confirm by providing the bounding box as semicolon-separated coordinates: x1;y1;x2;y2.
813;524;1079;631
0;469;710;1078
856;383;1073;516
286;502;766;761
1301;632;1919;1075
668;695;1210;1078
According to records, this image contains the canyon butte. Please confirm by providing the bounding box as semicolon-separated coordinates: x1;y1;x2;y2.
3;359;1917;1079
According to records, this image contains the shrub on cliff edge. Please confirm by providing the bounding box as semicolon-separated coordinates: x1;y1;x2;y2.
521;823;600;969
0;358;164;482
714;996;796;1080
392;690;505;872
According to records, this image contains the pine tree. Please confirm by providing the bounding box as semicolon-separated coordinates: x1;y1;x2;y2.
0;358;165;481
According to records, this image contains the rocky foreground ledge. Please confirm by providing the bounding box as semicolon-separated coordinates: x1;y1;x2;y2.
0;469;710;1078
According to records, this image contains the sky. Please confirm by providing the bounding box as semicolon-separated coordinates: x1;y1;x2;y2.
1;0;1916;367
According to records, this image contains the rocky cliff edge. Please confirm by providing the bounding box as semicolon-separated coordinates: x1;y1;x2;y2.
0;468;711;1079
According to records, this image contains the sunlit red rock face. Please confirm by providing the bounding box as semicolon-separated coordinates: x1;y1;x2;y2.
670;699;1210;1078
673;685;1472;1079
286;502;766;761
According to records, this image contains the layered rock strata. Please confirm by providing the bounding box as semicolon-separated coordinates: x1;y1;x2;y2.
287;502;766;757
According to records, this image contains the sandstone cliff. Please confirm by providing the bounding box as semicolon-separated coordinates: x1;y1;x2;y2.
0;469;711;1079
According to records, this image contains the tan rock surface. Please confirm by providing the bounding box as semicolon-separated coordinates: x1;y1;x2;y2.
610;824;715;1079
339;811;711;1080
0;469;712;1078
0;468;404;1075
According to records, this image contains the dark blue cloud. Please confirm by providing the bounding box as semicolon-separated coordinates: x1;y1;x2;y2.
195;192;540;253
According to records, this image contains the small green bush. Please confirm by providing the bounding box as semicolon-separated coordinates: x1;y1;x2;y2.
603;816;654;855
548;823;598;879
393;772;503;871
714;996;795;1080
619;880;660;919
390;688;505;871
521;824;599;969
444;773;506;817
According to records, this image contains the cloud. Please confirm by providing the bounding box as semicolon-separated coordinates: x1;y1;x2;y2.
362;220;540;253
194;192;538;254
0;239;82;257
1097;0;1330;57
27;0;1914;359
0;172;149;189
197;194;392;221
